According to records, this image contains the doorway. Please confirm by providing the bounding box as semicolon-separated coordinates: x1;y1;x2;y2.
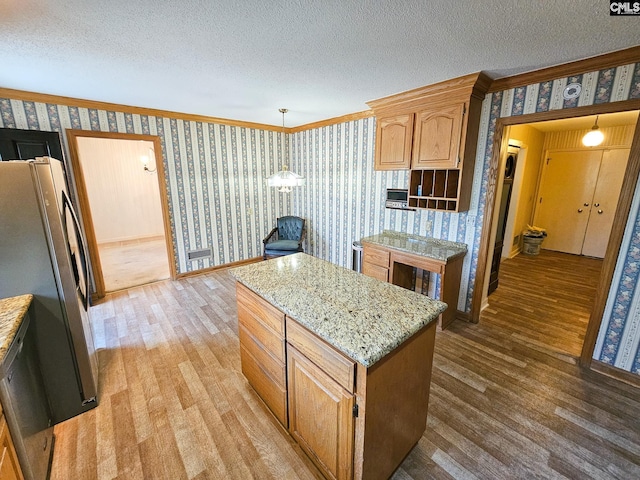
67;131;175;297
483;111;639;358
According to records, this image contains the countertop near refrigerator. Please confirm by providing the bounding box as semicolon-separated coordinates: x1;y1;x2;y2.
0;294;32;362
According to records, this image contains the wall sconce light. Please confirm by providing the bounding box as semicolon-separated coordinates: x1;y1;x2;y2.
267;108;304;193
141;148;156;173
582;116;604;147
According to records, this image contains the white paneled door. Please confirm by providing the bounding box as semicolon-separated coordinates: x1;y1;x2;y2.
534;148;629;258
582;149;630;257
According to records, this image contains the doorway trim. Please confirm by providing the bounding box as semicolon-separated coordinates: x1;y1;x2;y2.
66;130;176;298
472;99;640;369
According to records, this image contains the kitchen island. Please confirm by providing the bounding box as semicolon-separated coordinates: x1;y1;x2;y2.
360;230;467;329
230;253;446;480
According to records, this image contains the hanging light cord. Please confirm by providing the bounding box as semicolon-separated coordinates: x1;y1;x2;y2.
280;108;288;169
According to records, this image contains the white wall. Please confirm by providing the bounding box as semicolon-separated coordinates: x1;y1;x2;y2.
76;137;165;244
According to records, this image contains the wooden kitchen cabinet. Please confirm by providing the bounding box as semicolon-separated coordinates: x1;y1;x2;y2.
374;114;413;170
412;103;466;169
287;318;356;480
235;280;439;480
361;239;466;330
368;72;490;212
362;244;390;282
287;345;354;480
236;282;288;426
0;413;24;480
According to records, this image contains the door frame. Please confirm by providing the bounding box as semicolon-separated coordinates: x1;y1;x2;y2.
472;99;640;368
66;130;176;298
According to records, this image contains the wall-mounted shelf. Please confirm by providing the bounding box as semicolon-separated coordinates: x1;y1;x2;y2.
408;169;460;211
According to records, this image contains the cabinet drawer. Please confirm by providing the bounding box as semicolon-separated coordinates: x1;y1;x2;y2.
286;318;355;393
363;245;390;268
362;262;389;282
236;283;285;335
239;324;286;388
238;304;285;363
240;345;288;426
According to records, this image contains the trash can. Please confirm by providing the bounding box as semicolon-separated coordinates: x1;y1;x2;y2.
522;227;547;256
352;241;363;272
522;235;544;255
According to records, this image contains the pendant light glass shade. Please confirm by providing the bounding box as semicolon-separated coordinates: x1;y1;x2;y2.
267;165;304;193
267;108;304;193
582;116;604;147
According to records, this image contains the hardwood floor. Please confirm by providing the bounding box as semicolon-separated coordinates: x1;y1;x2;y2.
98;236;170;292
485;249;603;358
49;252;640;479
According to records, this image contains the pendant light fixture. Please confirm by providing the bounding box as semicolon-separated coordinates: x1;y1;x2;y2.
267;108;304;193
582;115;604;147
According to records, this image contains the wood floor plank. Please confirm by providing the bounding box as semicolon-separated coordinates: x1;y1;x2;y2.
48;251;640;479
94;394;117;480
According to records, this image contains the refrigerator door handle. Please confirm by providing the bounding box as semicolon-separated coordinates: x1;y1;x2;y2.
61;191;90;310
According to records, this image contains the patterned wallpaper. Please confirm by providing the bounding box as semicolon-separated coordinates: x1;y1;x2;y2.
0;99;288;274
2;59;640;373
290;62;640;374
289;120;465;302
478;64;640;374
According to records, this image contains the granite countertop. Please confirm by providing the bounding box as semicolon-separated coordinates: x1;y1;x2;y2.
0;294;32;362
360;230;467;262
230;253;446;367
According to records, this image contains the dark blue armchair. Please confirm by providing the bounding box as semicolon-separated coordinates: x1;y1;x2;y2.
263;216;305;260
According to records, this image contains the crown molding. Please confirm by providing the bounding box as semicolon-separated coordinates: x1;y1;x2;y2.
289;110;374;133
0;87;286;132
2;45;639;136
488;45;640;93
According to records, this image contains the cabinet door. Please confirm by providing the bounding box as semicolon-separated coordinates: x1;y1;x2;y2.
0;415;24;480
287;345;354;480
374;114;413;170
362;261;388;282
412;103;465;169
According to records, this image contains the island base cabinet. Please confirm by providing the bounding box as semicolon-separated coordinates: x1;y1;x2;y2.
287;345;354;480
355;322;436;480
234;281;439;480
236;283;288;427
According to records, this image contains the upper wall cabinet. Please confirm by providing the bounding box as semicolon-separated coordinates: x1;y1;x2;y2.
367;72;491;212
412;103;465;169
374;114;414;170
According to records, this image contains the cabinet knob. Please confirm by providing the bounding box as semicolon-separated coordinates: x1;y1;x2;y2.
598;209;604;214
578;208;583;213
594;203;600;207
584;203;590;207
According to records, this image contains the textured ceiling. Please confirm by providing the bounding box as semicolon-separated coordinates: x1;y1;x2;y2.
1;0;639;127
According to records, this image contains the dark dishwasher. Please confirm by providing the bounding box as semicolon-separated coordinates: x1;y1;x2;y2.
0;310;54;480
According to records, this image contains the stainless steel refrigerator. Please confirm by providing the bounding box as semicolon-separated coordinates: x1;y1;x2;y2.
0;158;99;424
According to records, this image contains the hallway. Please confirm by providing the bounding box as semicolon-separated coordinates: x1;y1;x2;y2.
484;250;603;358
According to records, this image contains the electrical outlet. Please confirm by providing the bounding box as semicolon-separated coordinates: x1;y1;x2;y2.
466;215;476;227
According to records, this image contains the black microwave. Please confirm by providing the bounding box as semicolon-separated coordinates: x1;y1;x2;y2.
385;189;412;210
